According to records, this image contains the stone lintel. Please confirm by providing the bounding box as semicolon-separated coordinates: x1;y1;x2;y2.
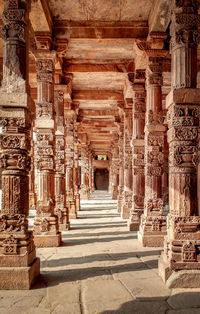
0;258;40;290
166;89;200;109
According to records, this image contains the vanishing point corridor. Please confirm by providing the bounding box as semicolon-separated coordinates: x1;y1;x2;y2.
1;191;200;314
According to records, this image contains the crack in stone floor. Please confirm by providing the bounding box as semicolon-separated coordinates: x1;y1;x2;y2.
1;190;200;313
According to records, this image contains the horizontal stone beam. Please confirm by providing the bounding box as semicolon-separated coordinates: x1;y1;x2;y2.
53;21;148;39
73;90;123;101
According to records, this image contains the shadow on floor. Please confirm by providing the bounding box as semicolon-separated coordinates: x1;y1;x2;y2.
80;207;118;211
60;234;137;246
62;231;136;238
40;250;162;268
98;293;200;314
77;214;120;219
39;260;158;286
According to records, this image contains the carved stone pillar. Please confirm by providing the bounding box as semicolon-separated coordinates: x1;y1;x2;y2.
111;142;119;200
80;144;90;199
29;100;36;210
73;119;80;213
88;148;93;195
33;52;61;247
159;0;200;288
122;108;133;219
0;0;40;289
117;123;124;213
138;51;167;247
128;71;146;231
54;87;70;230
65;111;76;219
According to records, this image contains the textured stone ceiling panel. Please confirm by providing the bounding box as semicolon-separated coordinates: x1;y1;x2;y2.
72;72;126;90
66;39;135;60
48;0;154;21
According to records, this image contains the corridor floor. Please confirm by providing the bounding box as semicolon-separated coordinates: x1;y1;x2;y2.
1;191;200;314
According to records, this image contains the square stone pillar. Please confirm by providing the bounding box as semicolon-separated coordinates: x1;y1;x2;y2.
65;109;77;219
122;108;133;219
117;123;124;213
80;143;90;199
33;52;61;247
54;87;70;231
138;52;167;247
159;0;200;288
128;72;146;231
0;0;40;289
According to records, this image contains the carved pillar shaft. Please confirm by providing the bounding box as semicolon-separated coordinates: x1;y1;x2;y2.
65;111;76;219
129;76;146;231
0;0;40;289
117;124;124;213
33;53;61;247
138;55;167;247
54;88;70;230
122;108;133;219
159;0;200;288
73;121;80;213
80;144;90;199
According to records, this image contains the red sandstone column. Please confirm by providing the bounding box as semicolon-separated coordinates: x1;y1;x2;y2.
159;0;200;288
65;110;76;219
0;0;40;289
138;49;167;247
111;141;119;200
80;143;90;199
128;70;146;231
33;52;61;247
74;121;80;213
122;108;133;219
54;87;70;230
117;122;124;213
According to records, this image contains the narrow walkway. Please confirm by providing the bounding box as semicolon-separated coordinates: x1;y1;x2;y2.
1;191;200;313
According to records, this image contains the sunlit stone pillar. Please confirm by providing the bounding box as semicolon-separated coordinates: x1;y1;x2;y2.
128;70;146;231
159;0;200;288
122;108;133;219
111;141;119;200
54;87;70;230
0;0;40;289
33;52;61;247
29;100;37;211
74;121;80;213
80;143;90;199
117;122;124;213
138;48;167;247
65;110;76;219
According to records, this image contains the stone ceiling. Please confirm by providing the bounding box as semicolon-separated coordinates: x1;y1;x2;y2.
48;0;154;21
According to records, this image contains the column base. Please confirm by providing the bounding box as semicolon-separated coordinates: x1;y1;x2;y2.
121;212;129;219
0;257;40;290
128;221;140;231
158;254;200;288
69;213;77;219
34;232;61;248
137;230;165;247
59;222;70;231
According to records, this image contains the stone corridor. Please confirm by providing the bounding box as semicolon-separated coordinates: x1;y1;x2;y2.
1;191;200;314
